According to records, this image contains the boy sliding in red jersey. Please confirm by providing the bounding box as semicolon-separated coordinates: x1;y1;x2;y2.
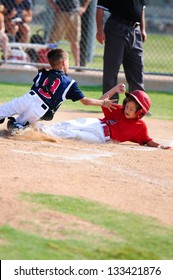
37;84;171;150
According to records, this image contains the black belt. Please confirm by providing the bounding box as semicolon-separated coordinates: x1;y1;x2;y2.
29;90;48;110
29;90;36;96
111;15;140;29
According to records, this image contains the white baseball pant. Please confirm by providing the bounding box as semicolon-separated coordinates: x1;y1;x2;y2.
0;91;49;125
37;118;110;143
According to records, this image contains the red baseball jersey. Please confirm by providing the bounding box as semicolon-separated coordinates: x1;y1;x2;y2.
101;105;152;145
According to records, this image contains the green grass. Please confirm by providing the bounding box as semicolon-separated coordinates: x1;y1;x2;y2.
0;82;173;119
0;194;173;260
0;83;31;102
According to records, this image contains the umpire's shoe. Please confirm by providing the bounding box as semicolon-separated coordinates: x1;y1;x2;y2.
0;118;5;124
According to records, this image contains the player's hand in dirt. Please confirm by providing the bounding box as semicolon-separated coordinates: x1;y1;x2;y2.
158;145;172;150
147;140;172;149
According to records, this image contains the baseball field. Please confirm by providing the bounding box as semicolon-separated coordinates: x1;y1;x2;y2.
0;84;173;259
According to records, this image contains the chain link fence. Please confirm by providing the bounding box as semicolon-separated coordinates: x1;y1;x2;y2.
1;0;173;76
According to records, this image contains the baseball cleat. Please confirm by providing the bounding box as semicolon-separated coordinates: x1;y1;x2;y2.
10;126;31;136
7;117;30;135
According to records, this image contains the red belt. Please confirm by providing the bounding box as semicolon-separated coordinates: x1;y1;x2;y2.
101;122;110;141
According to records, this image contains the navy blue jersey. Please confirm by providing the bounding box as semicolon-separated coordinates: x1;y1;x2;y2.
97;0;146;22
31;69;85;110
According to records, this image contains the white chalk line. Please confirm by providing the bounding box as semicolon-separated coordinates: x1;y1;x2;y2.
111;165;173;188
12;149;116;162
79;151;173;188
125;146;156;151
12;146;173;188
12;138;170;163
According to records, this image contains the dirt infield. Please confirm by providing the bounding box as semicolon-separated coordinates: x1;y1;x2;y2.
0;110;173;237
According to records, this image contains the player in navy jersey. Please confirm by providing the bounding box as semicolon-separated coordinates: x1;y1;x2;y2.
0;48;117;134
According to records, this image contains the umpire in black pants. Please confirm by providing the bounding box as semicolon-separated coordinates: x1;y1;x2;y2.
96;0;147;102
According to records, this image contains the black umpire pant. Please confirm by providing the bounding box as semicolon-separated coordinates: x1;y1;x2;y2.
103;16;145;99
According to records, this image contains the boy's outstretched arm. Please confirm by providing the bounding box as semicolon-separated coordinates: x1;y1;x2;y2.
79;83;126;112
146;140;172;150
80;97;117;112
100;83;126;100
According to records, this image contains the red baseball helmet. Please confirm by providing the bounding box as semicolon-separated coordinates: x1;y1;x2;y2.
125;90;151;118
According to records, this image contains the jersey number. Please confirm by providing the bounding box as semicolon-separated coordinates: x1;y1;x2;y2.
38;77;60;99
